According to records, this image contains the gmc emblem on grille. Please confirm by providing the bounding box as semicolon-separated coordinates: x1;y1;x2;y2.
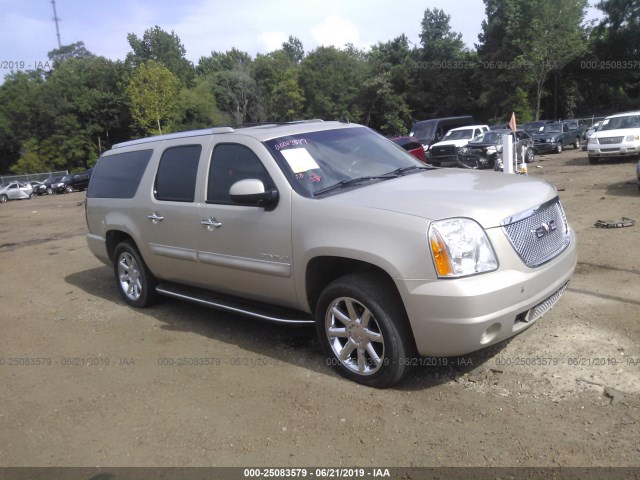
531;220;557;239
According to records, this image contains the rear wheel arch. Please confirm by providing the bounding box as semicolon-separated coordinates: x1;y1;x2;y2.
106;230;135;262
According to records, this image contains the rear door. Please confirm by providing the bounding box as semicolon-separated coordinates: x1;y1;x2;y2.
140;144;206;283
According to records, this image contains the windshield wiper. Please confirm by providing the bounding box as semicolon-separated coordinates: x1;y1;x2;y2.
313;174;398;197
384;165;431;176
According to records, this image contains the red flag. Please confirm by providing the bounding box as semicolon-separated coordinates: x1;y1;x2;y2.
509;112;517;132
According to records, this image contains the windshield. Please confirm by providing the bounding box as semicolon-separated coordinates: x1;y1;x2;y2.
470;132;503;144
264;127;426;198
523;123;544;133
599;115;640;131
410;121;436;141
444;129;474;140
542;124;562;133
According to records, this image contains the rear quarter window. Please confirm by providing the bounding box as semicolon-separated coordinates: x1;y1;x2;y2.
154;145;202;202
87;149;153;199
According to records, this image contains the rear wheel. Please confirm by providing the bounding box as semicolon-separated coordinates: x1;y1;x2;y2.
113;241;158;308
64;185;73;193
315;273;416;388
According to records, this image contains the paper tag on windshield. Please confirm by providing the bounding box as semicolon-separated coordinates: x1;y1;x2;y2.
281;148;319;174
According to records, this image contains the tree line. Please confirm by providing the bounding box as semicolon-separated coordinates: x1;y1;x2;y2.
0;0;638;174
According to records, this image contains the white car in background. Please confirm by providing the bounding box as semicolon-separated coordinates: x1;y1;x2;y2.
0;181;35;203
588;111;640;164
427;125;490;166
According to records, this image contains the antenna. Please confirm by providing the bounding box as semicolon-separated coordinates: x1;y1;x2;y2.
51;0;62;48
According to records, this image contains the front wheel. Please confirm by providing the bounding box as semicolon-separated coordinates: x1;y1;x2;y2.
555;142;563;154
46;187;53;195
573;137;580;149
64;185;73;193
315;273;416;388
0;194;7;203
113;241;158;308
525;147;535;163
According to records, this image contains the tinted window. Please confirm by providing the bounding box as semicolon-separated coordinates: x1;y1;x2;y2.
207;144;274;204
155;145;202;202
88;149;152;199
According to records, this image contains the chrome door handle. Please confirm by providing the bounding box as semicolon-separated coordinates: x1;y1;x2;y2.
201;218;222;228
146;212;164;222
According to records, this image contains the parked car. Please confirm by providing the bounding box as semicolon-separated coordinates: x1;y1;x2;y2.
51;169;93;193
0;181;34;203
40;176;60;195
409;116;475;153
86;121;576;387
389;136;427;162
427;125;490;167
457;129;534;169
28;181;46;195
587;111;640;164
532;122;580;153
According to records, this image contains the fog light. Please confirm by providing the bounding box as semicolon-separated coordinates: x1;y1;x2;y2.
480;323;501;344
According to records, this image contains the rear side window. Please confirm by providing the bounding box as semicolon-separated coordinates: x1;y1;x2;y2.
154;145;202;202
207;144;274;204
88;149;152;198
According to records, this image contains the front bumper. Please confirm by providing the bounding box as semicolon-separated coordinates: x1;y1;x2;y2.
587;143;640;158
533;142;557;153
396;228;577;357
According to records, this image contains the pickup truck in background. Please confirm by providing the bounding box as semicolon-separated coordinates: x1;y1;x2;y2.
532;122;581;154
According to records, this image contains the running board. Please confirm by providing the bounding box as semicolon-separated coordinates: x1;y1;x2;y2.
155;282;314;326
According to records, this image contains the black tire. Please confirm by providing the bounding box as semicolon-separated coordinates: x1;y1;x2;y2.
525;147;535;163
0;194;7;203
573;137;580;149
315;273;416;388
46;187;53;195
113;241;158;308
64;185;73;193
29;192;35;199
555;142;563;154
588;156;598;165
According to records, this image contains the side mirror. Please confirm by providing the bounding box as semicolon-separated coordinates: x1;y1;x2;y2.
229;179;278;211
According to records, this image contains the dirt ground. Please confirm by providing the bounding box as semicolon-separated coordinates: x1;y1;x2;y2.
0;147;639;469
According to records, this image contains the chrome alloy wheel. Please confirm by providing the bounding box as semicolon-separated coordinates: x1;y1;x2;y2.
325;296;385;375
117;252;143;301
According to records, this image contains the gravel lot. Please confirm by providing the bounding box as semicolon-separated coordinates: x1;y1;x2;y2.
0;147;639;468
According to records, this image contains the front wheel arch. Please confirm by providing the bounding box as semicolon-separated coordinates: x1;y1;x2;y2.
315;272;417;388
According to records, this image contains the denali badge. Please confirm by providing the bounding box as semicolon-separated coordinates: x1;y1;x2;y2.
532;220;557;239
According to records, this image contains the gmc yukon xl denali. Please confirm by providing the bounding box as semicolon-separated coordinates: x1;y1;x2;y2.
86;120;577;387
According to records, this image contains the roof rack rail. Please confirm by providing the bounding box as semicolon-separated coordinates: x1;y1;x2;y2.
111;119;326;149
112;127;235;149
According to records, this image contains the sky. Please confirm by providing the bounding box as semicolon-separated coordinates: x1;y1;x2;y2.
0;0;601;73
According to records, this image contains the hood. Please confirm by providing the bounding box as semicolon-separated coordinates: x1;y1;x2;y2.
432;139;469;148
324;169;558;229
591;128;635;139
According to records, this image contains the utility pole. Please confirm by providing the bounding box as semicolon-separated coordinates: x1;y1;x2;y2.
51;0;62;48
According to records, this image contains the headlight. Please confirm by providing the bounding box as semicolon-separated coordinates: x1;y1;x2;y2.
625;135;640;141
496;144;503;152
428;218;498;278
486;146;496;154
588;137;598;144
546;138;554;143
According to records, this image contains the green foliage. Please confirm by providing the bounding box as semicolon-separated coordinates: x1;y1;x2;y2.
177;76;229;130
9;139;48;174
126;26;195;85
126;60;181;135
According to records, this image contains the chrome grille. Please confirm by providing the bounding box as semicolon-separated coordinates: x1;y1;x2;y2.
598;136;623;144
502;198;570;267
527;283;568;322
